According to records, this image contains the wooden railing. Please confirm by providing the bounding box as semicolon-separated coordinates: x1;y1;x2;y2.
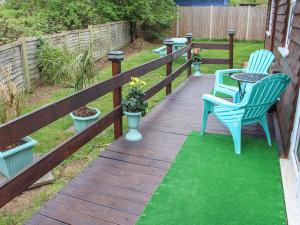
0;31;235;208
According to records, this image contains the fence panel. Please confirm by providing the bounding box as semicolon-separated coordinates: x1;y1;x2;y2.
176;6;267;41
0;21;131;91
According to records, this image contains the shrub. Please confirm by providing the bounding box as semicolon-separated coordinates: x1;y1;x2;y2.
1;0;177;44
36;39;73;84
36;40;96;90
66;43;97;92
0;65;23;124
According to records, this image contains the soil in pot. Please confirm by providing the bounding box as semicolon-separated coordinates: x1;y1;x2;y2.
0;140;26;153
73;106;97;117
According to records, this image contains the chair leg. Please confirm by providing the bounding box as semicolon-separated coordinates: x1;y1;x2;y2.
201;102;211;135
259;115;272;146
213;88;217;96
228;123;242;154
233;91;240;103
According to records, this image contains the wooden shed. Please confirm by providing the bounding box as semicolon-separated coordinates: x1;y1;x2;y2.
264;0;300;156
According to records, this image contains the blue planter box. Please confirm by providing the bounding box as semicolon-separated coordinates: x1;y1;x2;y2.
0;136;37;177
70;108;101;132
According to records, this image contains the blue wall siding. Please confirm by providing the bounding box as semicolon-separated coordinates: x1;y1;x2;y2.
174;0;229;6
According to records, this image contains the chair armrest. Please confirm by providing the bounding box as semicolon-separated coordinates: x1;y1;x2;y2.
202;94;240;109
215;69;246;85
215;68;246;75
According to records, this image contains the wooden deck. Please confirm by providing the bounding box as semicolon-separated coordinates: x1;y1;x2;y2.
25;75;274;225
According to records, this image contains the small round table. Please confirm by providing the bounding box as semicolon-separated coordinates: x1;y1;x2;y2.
231;73;268;99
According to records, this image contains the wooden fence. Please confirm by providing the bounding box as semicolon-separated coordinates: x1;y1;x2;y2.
174;6;267;41
0;34;235;207
0;21;131;91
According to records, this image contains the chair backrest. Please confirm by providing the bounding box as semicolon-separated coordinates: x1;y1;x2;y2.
241;74;290;120
246;49;275;74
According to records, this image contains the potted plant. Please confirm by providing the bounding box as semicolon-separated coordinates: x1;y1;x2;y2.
192;48;202;76
0;65;37;177
122;77;148;141
68;43;101;132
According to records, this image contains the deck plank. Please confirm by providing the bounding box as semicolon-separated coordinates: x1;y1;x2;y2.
25;75;276;224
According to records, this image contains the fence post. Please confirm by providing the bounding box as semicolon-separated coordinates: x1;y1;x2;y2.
176;9;180;37
108;51;124;139
246;5;251;41
186;33;193;77
20;38;31;92
164;39;174;95
88;24;93;43
78;31;81;51
228;30;235;69
209;5;214;40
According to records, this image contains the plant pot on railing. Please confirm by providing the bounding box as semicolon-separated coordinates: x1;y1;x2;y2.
0;65;38;177
70;107;101;132
122;77;148;142
124;111;142;141
192;61;202;76
0;137;37;177
192;48;202;76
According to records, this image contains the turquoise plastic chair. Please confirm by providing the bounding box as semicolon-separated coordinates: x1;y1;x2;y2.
214;49;275;103
202;74;290;154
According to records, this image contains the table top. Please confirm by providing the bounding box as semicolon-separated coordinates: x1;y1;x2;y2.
171;38;187;45
231;73;268;83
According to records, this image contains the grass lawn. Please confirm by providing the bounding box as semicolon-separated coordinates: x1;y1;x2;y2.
137;132;286;225
0;39;264;225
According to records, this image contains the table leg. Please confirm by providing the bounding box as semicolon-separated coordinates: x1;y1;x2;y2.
237;81;243;100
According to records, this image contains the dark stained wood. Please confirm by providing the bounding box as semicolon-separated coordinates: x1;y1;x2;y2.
46;193;138;225
271;0;279;51
100;150;171;170
60;185;145;215
201;58;230;65
26;214;67;225
187;35;192;76
144;59;192;100
0;44;191;149
228;31;234;69
166;43;173;95
0;44;192;208
25;75;276;225
192;43;230;50
68;178;152;203
38;203;116;225
112;59;123;139
0;107;122;208
264;0;300;153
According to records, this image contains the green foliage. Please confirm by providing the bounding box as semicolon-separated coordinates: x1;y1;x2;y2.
122;77;148;116
36;40;96;91
67;43;97;92
1;0;177;44
230;0;268;6
0;65;24;124
113;0;177;40
36;40;73;84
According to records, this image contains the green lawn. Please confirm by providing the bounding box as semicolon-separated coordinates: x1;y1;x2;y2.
0;40;264;225
137;132;286;225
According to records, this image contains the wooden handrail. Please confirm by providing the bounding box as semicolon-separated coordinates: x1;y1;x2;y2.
0;33;235;207
0;44;191;149
0;45;192;208
192;43;230;50
0;107;121;207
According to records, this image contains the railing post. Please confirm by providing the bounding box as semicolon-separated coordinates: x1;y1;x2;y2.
108;51;124;139
164;39;174;95
186;33;192;76
228;30;235;69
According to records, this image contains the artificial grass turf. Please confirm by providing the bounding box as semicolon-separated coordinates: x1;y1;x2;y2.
137;132;286;225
